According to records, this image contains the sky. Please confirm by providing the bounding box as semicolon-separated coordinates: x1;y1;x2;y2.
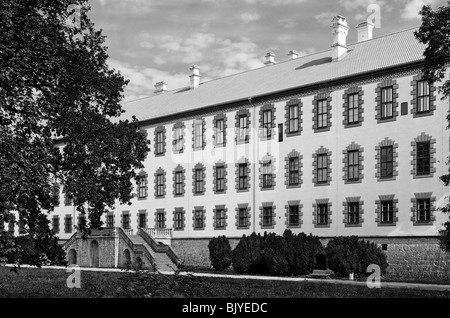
87;0;448;102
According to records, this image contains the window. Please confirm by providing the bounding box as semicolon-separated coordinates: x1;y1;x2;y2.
138;213;146;228
155;131;164;155
238;115;248;141
215;209;225;228
262;110;272;137
216;166;225;192
174;127;184;152
8;217;14;234
194;120;203;149
417;198;431;222
137;177;147;198
347;93;359;124
64;216;73;233
156;212;165;229
347;150;359;181
195;168;203;193
416;142;430;175
317;204;328;225
194;209;204;229
380;146;393;178
64;193;73;206
381;87;393;119
262;161;272;188
263;207;273;226
106;214;114;228
238;164;247;190
122;214;130;230
156;174;164;197
381;201;393;224
238;208;248;227
401;102;408;115
317;154;328;183
317;99;328;129
278;124;283;142
347;202;359;224
215;119;224;146
289;205;299;226
52;217;60;233
417;80;430;113
175;171;183;195
174;211;183;230
289;105;299;133
289;157;299;185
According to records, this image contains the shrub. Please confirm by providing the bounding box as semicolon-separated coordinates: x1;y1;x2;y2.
325;236;388;277
232;233;264;274
208;236;232;271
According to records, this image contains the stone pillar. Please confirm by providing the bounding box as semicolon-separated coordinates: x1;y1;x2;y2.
114;228;119;268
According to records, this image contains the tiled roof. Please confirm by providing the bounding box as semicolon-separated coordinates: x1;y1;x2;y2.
120;27;425;122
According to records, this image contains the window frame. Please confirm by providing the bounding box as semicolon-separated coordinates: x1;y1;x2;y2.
416;80;430;114
262;206;273;227
380;146;394;178
416;141;430;176
106;214;114;228
347;202;359;225
156;173;164;197
262;109;272;138
173;126;184;152
380;200;394;224
317;153;328;184
347;93;359;124
156;212;165;229
416;198;431;222
194;121;203;149
194;209;204;229
317;204;328;225
238;164;248;190
175;171;183;195
288;205;300;226
215;118;224;146
64;216;73;233
288;104;299;133
238;208;248;227
288;157;300;186
155;130;164;155
137;177;147;199
194;168;204;194
347;150;359;181
138;213;146;229
316;99;328;129
215;209;226;228
262;161;273;188
174;211;183;230
380;86;394;119
238;115;248;142
215;166;225;192
122;214;130;230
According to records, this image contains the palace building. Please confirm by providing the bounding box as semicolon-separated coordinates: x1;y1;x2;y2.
50;16;450;272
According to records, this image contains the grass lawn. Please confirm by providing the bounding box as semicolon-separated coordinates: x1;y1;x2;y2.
0;267;449;298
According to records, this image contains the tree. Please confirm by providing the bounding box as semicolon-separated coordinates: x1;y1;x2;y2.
0;0;149;266
415;1;450;252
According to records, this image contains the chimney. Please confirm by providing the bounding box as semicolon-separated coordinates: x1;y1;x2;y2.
264;52;276;65
154;81;168;94
288;50;299;60
355;21;374;42
189;65;200;90
330;15;349;61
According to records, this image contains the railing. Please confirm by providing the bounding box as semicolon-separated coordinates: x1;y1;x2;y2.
117;227;135;251
62;231;79;251
138;228;180;267
124;228;134;236
143;228;172;239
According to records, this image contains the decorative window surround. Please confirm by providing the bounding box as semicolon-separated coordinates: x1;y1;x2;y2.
155;208;166;229
312;199;332;228
213;161;228;194
235;157;251;192
259;104;276;140
154;126;166;157
411;192;436;226
154;167;166;199
52;216;60;233
213;114;227;147
213;205;228;230
235;109;251;144
193;206;206;230
312;146;332;186
136;210;148;229
259;202;276;229
259;153;276;191
172;165;186;197
173;207;186;231
285;150;303;188
375;79;399;123
342;86;364;128
410;73;436;117
410;133;436;179
235;203;251;229
285;200;303;228
342;197;364;227
375;138;399;181
121;211;130;230
342;142;364;184
285;98;303;137
172;122;185;154
64;214;72;233
136;170;148;200
312;91;332;133
192;163;206;196
375;195;399;227
192;118;206;151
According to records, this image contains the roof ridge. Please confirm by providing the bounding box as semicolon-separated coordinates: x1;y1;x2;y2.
348;25;420;46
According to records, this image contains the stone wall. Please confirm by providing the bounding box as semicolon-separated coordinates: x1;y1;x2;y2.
65;235;115;268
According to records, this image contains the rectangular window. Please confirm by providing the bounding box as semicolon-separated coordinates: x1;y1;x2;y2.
138;213;146;228
156;131;164;154
122;214;130;230
156;174;164;197
289;205;299;226
317;154;328;183
194;120;203;149
380;146;393;178
347;150;359;181
216;166;225;192
381;86;393;119
289;105;299;133
238;208;248;227
215;209;225;228
215;119;224;146
64;193;73;206
416;142;430;175
106;215;114;228
317;204;328;225
238;115;248;141
262;110;272;137
278;123;283;142
174;211;183;230
381;201;393;224
138;177;147;198
174;127;184;152
175;171;183;195
238;164;247;190
262;161;272;188
156;212;165;229
263;207;273;226
317;99;328;129
52;218;60;233
347;93;359;124
417;198;431;222
195;169;203;193
289;157;299;185
347;202;359;224
417;80;430;113
194;209;204;229
401;102;408;115
64;216;73;233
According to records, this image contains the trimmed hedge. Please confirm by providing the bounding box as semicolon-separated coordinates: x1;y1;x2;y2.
325;236;388;277
232;230;324;276
208;236;232;271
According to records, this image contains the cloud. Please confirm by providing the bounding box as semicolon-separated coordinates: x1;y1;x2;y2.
315;12;339;26
240;12;261;23
338;0;385;11
96;0;153;15
153;56;166;65
400;0;439;20
279;18;297;29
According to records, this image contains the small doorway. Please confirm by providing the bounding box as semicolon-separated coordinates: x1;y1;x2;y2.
123;249;131;268
90;240;100;267
68;249;77;265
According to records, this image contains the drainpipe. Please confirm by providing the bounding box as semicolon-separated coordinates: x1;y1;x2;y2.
249;97;256;234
